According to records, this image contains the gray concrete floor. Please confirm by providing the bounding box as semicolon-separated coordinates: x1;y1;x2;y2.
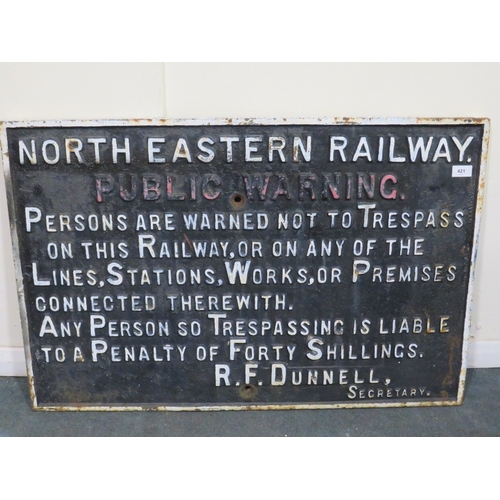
0;368;498;436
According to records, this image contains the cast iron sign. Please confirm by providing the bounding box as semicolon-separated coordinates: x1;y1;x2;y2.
1;118;489;410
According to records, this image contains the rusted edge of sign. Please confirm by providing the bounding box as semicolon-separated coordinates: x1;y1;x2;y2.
0;116;489;129
0;117;490;411
0;123;39;408
457;118;490;404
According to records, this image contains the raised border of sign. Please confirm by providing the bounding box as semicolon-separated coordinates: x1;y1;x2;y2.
0;117;490;411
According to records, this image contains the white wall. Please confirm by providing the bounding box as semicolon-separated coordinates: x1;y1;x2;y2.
1;62;499;374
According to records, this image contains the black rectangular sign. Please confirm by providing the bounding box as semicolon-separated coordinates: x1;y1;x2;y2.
1;118;489;410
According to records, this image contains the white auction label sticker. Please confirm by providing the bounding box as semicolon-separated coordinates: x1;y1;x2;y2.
452;165;473;177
